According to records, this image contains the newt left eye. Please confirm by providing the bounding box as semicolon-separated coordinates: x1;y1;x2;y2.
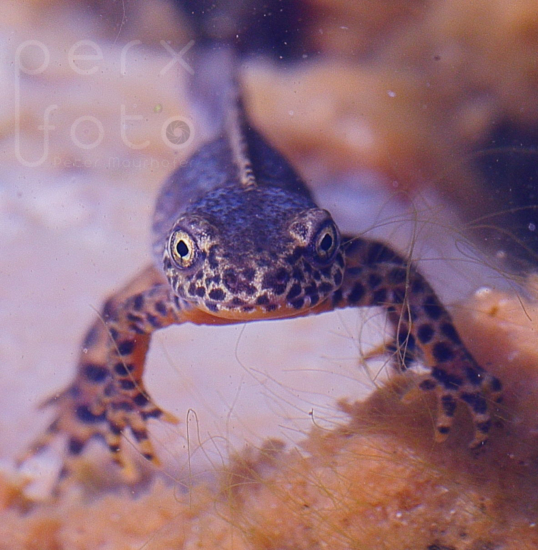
169;230;197;268
314;223;339;262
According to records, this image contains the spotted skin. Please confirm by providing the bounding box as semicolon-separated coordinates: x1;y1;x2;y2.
23;73;502;477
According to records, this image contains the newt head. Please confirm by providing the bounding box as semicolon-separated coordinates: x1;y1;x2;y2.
162;184;345;320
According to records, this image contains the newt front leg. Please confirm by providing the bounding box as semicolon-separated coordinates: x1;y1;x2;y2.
23;265;184;478
333;237;502;448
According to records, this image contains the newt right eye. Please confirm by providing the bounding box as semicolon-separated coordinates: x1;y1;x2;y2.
169;230;197;268
313;222;339;263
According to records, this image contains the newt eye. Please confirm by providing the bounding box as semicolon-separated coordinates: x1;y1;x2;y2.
313;223;339;262
169;230;197;268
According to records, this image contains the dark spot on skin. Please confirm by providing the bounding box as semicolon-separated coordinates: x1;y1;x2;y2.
205;301;219;312
265;303;278;312
373;289;387;304
146;314;161;329
108;444;120;453
312;270;321;281
232;297;246;306
432;367;462;389
476;420;491;434
188;283;197;296
291;298;305;309
423;296;443;320
460;392;488;414
397;331;416;351
465;367;484;386
366;242;402;266
109;327;119;341
119;379;136;390
142;453;154;461
127;313;142;324
142;408;162;419
417;324;434;344
102;298;116;320
309;294;319;306
432;341;455;363
208;246;219;269
256;294;270;305
108;422;122;435
155;301;168;316
262;269;290;295
304;283;317;295
133;393;149;407
387;267;407;285
292;268;305;282
441;395;457;417
223;270;238;291
287;283;302;300
275;268;289;283
331;288;343;305
174;296;182;310
114;362;134;376
347;282;365;304
243;284;257;296
195;270;204;280
491;377;502;392
110;400;134;411
408;306;419;321
411;278;425;294
82;326;99;348
419;378;436;391
302;262;312;274
133;294;144;311
333;270;343;286
368;273;383;289
131;429;148;442
68;438;85;455
347;266;362;277
243;268;255;282
209;288;226;301
441;323;461;344
387;341;415;370
196;286;206;297
242;306;255;312
76;405;105;424
273;283;287;295
83;363;109;383
117;340;135;356
438;426;450;435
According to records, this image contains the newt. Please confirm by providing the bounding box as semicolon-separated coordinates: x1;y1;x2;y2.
24;52;502;478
